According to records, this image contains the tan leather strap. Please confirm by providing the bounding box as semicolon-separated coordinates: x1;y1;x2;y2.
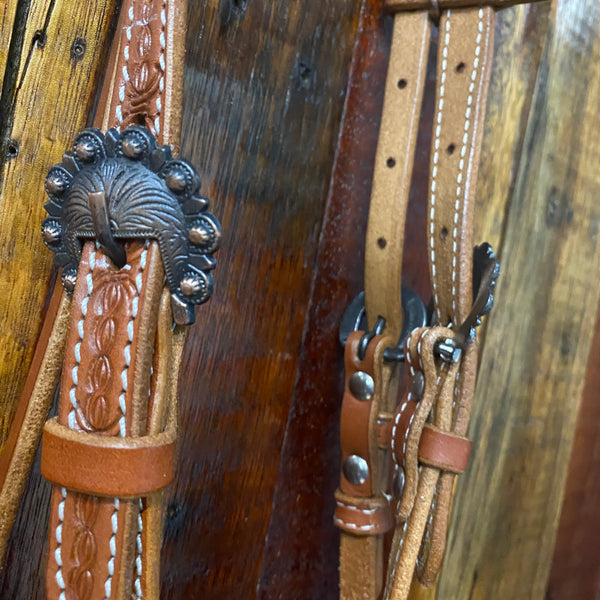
384;7;495;598
364;11;430;339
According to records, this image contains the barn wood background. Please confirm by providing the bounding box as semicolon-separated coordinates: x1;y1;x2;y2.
0;0;599;598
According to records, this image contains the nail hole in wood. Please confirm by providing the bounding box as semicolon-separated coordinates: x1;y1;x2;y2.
386;157;396;168
377;237;387;249
397;79;407;89
6;140;19;160
446;143;456;155
455;62;466;74
440;227;448;240
70;37;87;61
32;30;46;48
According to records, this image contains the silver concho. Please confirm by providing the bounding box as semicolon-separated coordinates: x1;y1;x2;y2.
42;126;221;325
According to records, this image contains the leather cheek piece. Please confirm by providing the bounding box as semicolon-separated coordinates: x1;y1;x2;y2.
334;490;394;536
418;424;472;474
41;417;175;497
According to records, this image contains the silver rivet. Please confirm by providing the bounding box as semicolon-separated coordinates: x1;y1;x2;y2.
62;270;77;293
41;221;61;245
343;455;369;485
393;466;406;499
348;371;374;401
411;371;425;400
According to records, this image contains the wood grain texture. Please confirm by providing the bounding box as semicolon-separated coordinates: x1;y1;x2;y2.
546;304;600;599
159;1;362;597
437;0;600;598
0;1;18;86
0;0;119;447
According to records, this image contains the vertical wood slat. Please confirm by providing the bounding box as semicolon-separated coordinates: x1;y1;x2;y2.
160;1;363;597
438;0;600;597
0;1;18;86
0;0;119;445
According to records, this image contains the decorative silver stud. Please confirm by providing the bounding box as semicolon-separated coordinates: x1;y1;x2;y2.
41;221;61;245
121;136;145;158
180;275;204;297
343;455;369;485
165;167;188;192
189;224;212;245
62;270;77;293
74;140;96;161
348;371;375;401
45;173;67;195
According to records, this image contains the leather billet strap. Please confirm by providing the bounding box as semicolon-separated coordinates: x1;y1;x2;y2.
335;331;398;600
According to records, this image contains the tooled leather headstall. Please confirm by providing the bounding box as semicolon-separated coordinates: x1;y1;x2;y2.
333;1;544;599
0;1;218;598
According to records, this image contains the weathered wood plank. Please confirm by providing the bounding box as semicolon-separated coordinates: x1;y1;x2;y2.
438;1;600;597
159;1;362;596
0;1;18;87
0;0;119;448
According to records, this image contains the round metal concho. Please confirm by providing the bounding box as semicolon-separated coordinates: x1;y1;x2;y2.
348;371;375;402
343;454;369;486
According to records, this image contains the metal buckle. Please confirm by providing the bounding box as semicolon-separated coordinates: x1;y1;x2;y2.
339;285;428;362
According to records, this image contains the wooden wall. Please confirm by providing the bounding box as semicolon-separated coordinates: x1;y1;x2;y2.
0;0;599;598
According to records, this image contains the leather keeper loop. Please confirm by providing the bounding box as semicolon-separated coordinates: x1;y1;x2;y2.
418;423;472;474
41;417;175;497
334;490;394;536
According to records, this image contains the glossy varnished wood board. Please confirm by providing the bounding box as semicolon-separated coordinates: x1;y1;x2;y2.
438;0;600;597
160;1;362;596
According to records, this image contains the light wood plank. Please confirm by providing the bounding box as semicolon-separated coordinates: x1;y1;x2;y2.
0;1;18;86
0;0;119;444
438;0;600;597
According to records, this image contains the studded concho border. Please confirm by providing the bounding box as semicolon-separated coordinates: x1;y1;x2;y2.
42;126;221;324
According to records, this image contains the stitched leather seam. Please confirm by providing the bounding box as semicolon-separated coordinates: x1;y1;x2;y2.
429;11;451;322
451;8;484;322
116;5;134;126
156;1;167;135
333;516;377;532
385;519;408;597
134;498;143;598
335;500;380;516
104;245;147;598
55;486;67;599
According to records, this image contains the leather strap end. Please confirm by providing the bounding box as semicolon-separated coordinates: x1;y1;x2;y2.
334;490;394;536
41;417;175;497
418;423;472;474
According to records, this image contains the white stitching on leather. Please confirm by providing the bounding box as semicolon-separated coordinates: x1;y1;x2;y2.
134;498;143;598
333;516;377;532
335;500;380;516
116;5;134;125
452;8;484;323
430;11;451;322
55;486;67;599
104;498;120;598
156;2;167;134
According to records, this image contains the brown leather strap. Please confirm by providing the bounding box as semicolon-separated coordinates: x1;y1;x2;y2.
336;332;397;600
418;424;471;473
41;418;176;497
364;11;430;339
39;1;189;598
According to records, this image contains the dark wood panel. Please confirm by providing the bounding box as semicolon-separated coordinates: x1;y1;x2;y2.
546;303;600;600
160;1;362;596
